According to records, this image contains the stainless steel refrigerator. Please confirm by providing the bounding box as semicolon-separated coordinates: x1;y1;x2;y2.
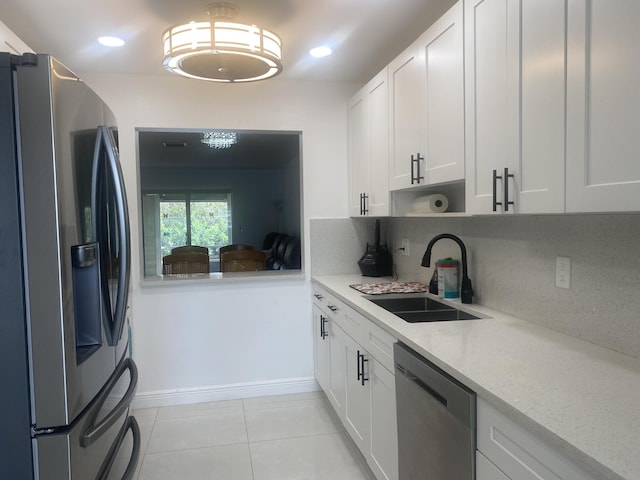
0;52;140;479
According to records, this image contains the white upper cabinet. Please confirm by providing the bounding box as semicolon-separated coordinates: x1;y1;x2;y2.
464;0;566;214
388;1;465;191
566;1;640;212
349;68;390;216
0;20;33;55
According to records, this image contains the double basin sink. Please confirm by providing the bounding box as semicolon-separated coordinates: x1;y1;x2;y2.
366;294;482;323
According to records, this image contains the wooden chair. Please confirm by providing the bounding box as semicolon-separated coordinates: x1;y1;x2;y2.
171;245;209;256
162;252;210;275
219;244;254;256
220;249;266;272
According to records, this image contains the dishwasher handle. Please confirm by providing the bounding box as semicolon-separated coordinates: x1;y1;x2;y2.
394;342;476;429
396;364;447;407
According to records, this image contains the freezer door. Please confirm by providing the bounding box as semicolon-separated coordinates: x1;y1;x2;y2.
33;355;138;479
15;54;120;427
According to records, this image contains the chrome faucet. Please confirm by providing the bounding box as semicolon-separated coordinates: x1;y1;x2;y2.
421;233;474;304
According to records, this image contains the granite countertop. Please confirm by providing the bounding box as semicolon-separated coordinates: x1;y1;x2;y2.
312;274;640;480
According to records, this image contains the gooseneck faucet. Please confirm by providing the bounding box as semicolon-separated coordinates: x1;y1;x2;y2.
421;233;474;304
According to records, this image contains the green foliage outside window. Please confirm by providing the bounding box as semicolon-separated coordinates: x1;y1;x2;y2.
159;194;231;257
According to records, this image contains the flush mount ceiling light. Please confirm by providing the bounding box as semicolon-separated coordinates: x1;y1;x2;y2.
309;46;332;58
162;2;283;83
98;36;125;47
201;131;238;149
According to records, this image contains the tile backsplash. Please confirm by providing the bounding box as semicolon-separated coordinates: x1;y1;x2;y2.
310;215;640;359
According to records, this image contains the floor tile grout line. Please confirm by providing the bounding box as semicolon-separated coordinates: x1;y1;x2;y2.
142;440;253;457
241;398;256;480
247;430;347;446
134;407;159;479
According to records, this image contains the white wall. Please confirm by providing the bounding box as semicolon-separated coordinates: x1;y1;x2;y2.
80;72;360;405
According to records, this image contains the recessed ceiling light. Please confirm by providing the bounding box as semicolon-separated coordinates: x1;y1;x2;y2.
98;36;125;47
309;46;332;58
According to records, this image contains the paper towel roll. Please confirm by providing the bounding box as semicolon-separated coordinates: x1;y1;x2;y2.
411;194;449;213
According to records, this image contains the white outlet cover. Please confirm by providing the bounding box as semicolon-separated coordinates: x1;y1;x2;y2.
556;256;571;289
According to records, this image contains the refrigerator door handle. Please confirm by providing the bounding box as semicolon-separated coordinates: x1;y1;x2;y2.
96;415;141;480
81;357;138;448
91;125;132;346
102;125;131;345
120;416;141;480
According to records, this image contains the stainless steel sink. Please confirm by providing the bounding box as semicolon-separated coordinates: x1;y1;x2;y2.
367;296;451;312
366;294;482;323
395;309;480;323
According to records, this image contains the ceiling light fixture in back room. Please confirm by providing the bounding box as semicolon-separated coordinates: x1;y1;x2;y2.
162;2;283;83
201;131;238;149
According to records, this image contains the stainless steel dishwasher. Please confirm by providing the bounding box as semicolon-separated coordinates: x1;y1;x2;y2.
394;342;476;480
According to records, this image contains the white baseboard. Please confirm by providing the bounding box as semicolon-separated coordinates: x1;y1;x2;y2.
132;376;320;409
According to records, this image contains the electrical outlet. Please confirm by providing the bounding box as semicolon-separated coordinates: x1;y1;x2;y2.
401;238;410;256
556;256;571;289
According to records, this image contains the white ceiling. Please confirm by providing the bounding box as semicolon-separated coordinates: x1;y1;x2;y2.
0;0;455;83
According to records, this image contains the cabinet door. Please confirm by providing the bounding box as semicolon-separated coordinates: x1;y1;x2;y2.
477;451;510;480
419;1;465;186
327;317;346;420
369;359;398;480
478;398;598;480
349;88;370;216
566;1;640;212
341;327;371;456
389;42;424;190
367;70;390;216
389;1;465;191
0;20;33;55
465;0;565;214
349;70;390;216
518;0;566;213
312;305;330;393
465;0;517;213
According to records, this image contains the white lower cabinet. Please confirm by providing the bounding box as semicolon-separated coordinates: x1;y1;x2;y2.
341;325;371;455
477;398;597;480
369;357;398;480
312;287;398;480
476;451;509;480
312;304;330;392
327;317;346;418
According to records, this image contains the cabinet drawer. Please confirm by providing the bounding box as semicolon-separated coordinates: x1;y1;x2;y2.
364;320;397;372
312;286;343;319
312;286;329;308
336;304;365;345
476;450;509;480
477;398;597;480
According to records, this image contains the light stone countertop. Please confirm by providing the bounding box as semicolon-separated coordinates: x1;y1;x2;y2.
312;274;640;480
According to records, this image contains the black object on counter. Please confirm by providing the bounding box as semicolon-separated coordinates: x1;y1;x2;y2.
358;220;393;277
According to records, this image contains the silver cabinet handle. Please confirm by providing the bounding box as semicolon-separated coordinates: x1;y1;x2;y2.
504;167;515;212
492;169;502;211
357;350;369;386
411;153;424;184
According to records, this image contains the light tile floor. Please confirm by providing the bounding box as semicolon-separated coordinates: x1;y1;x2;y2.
132;392;376;480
